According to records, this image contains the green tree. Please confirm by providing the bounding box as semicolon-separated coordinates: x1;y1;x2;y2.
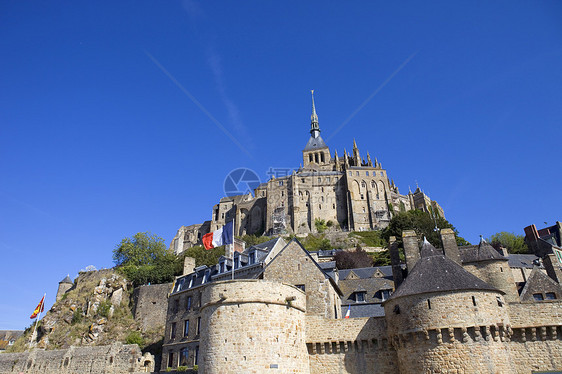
486;232;529;254
113;232;179;286
334;245;374;269
181;245;225;268
381;210;469;248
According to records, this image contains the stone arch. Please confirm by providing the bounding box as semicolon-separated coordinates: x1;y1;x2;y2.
378;181;385;197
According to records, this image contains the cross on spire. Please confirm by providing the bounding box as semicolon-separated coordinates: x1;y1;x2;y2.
310;90;320;137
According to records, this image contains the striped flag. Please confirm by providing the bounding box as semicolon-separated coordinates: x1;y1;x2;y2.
30;295;45;319
344;305;351;319
202;221;234;250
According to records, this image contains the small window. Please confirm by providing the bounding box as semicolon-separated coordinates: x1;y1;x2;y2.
319;204;322;210
356;171;359;176
302;178;305;183
198;291;202;307
533;293;544;301
180;348;189;366
196;317;201;335
472;296;476;306
170;323;177;339
326;177;330;182
281;191;284;197
545;292;556;300
318;177;321;183
186;296;192;310
349;171;352;176
309;154;313;162
381;290;391;301
361;194;364;200
249;252;256;265
168;352;175;368
366;171;369;176
184;320;190;337
221;213;225;219
279;181;283;186
195;346;199;365
427;299;431;309
296;284;306;291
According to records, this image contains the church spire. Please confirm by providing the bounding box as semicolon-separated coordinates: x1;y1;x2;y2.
310;90;320;138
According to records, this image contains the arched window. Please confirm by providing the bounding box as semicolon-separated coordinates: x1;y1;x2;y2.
361;181;367;189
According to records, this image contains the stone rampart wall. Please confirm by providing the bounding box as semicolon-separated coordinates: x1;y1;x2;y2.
132;283;171;331
0;343;153;374
507;300;562;327
305;316;397;374
508;332;562;374
200;280;309;374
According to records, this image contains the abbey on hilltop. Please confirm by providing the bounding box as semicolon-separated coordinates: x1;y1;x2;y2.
171;92;443;253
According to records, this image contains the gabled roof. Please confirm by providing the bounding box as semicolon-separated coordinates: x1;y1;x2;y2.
303;134;329;151
389;240;501;301
338;266;394;280
258;238;343;296
519;266;562;301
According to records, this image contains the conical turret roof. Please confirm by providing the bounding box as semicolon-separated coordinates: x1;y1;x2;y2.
389;239;501;301
59;274;73;284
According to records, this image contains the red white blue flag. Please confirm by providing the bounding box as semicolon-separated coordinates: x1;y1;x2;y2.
344;305;351;319
202;221;234;250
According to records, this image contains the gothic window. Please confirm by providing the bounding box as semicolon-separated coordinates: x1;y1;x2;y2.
361;181;366;188
371;181;376;189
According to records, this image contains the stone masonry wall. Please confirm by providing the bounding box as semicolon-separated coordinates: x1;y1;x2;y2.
263;240;340;318
132;283;171;331
199;280;309;374
305;316;398;374
0;343;153;374
463;261;520;302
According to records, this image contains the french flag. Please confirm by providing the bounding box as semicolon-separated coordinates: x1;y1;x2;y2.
344;305;351;319
202;221;234;250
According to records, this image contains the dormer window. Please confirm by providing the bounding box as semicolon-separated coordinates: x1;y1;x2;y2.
219;261;225;273
249;251;256;265
355;292;366;302
234;257;240;269
381;289;392;301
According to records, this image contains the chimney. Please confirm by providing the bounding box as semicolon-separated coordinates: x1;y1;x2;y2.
183;256;196;275
402;230;420;271
389;236;404;287
440;228;461;265
543;253;562;284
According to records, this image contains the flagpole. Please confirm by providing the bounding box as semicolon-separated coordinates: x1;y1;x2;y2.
231;219;235;281
29;293;46;347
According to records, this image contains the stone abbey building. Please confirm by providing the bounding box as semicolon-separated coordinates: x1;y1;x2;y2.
171;92;443;253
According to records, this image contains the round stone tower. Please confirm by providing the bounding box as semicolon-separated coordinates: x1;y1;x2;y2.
384;239;516;373
199;279;309;374
56;275;73;301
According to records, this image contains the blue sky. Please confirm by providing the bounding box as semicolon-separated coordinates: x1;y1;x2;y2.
1;1;561;330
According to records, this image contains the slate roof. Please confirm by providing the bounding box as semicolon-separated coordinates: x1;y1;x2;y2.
389;240;502;300
508;254;543;269
343;303;386;318
59;275;72;284
338;266;393;280
459;240;507;263
339;277;394;304
303;134;329;151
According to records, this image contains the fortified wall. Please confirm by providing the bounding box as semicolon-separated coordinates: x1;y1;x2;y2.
0;343;154;374
132;283;172;331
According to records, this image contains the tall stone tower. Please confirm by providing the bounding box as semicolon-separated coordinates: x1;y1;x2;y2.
56;275;73;301
384;239;515;373
302;90;331;168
